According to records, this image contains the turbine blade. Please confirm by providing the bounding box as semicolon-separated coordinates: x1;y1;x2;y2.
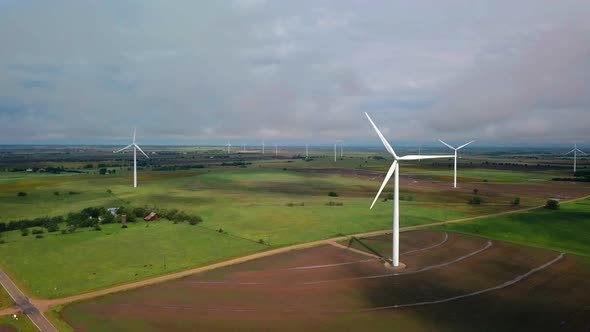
564;149;576;155
114;144;133;153
133;127;136;143
135;144;150;159
370;161;397;210
399;154;454;160
457;140;475;150
438;139;455;150
364;112;398;159
577;149;587;155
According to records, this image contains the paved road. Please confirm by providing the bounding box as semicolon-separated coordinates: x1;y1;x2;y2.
0;269;58;332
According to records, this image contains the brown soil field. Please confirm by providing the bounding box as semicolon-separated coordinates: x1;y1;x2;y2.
0;326;16;332
59;231;590;332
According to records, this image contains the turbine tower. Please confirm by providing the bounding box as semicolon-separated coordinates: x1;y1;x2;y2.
334;143;337;162
306;144;309;159
226;140;231;154
262;141;265;154
275;144;278;157
438;139;475;188
366;113;453;267
114;128;150;188
565;143;586;174
340;142;343;158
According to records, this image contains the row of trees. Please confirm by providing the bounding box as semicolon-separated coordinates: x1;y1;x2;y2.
0;205;204;234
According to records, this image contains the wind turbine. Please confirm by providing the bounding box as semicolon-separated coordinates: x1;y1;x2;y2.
438;139;475;188
275;144;278;157
340;142;343;158
262;141;265;154
565;143;586;174
114;128;149;188
306;144;309;159
226;140;232;154
365;113;453;267
334;143;337;162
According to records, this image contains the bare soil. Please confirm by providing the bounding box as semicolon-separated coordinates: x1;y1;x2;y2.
59;231;590;331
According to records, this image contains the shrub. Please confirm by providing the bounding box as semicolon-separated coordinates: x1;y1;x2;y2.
545;199;560;210
511;197;520;206
53;191;60;196
35;234;44;239
217;228;224;233
188;216;202;225
21;228;29;236
61;229;68;234
468;196;482;205
473;188;479;195
94;225;102;231
328;191;339;197
325;201;343;206
17;192;27;197
121;224;128;229
258;239;265;244
31;229;44;235
106;189;112;194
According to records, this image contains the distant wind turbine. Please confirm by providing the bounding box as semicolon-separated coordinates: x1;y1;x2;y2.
366;113;453;267
262;141;265;154
438;139;475;188
306;144;309;159
226;140;231;154
114;128;149;188
340;142;343;158
565;143;586;174
334;143;337;162
275;144;278;157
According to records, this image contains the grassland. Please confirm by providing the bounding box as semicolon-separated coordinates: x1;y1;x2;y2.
0;287;12;311
0;313;38;332
433;197;590;257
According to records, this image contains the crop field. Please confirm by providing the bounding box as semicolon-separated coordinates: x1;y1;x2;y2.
56;231;590;331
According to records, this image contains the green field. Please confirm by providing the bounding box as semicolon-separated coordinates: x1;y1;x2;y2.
0;313;38;332
433;197;590;257
0;286;12;310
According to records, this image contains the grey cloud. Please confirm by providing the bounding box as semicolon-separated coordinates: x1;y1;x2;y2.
0;1;588;144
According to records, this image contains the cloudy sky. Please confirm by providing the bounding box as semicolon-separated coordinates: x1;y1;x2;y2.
0;0;588;146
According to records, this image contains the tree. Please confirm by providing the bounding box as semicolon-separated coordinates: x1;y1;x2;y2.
511;197;520;206
99;168;107;175
328;191;339;197
21;228;29;236
17;192;27;197
468;196;482;205
545;199;560;210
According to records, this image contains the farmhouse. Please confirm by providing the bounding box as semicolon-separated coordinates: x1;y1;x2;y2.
144;212;160;221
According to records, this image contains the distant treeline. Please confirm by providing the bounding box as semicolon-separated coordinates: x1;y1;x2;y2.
9;166;84;174
552;170;590;182
153;164;205;171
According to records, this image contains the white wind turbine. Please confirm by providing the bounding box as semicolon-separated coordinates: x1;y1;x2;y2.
565;143;586;174
366;113;453;267
438;139;475;188
262;141;265;154
226;140;232;154
334;143;337;162
306;144;309;159
114;128;149;188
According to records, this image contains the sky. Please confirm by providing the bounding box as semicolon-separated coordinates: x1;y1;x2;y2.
0;0;588;146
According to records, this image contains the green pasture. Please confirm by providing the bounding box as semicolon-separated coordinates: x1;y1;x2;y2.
0;221;267;299
0;313;37;332
433;197;590;257
0;286;12;310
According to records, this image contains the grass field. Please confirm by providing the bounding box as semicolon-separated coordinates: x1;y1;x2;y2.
433;197;590;257
0;313;38;332
0;287;12;311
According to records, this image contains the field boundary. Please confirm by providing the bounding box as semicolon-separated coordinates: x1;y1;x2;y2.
16;193;590;314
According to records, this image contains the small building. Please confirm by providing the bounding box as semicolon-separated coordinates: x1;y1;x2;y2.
107;207;119;216
144;212;160;221
26;168;33;172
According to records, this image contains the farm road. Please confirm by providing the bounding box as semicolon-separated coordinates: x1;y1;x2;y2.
0;269;58;332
